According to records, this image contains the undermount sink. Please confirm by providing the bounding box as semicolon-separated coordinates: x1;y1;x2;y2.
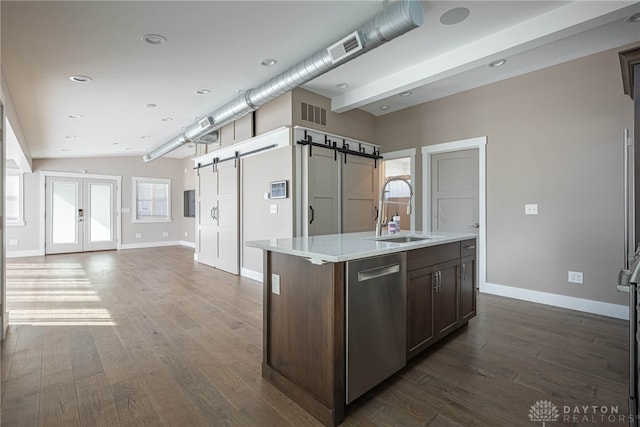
375;236;431;243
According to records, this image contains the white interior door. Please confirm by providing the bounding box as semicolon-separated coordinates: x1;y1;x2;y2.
306;148;339;236
198;166;218;267
197;162;240;274
430;149;479;233
46;177;117;254
216;161;239;275
342;155;379;233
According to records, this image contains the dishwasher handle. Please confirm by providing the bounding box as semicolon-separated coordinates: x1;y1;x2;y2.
358;264;400;282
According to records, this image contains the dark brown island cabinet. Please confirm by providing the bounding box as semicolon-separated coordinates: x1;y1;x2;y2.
259;237;477;426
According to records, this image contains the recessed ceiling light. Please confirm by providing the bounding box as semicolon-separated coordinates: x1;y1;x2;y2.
125;147;134;151
195;89;210;95
398;91;413;97
141;135;151;139
489;58;507;68
142;34;167;45
161;117;173;122
260;58;277;66
61;148;71;152
68;114;84;119
112;142;119;145
379;105;390;111
146;103;157;108
627;12;640;23
336;82;349;89
69;75;93;83
65;135;77;139
440;7;470;25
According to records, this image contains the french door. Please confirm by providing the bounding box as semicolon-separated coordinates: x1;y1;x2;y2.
45;177;118;254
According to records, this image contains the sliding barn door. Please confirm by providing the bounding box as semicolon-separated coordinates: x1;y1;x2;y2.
306;148;340;236
197;162;240;274
342;156;379;233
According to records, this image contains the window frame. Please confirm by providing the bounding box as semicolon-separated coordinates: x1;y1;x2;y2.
6;169;25;226
131;176;172;223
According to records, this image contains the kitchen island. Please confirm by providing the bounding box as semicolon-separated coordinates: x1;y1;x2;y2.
247;231;477;426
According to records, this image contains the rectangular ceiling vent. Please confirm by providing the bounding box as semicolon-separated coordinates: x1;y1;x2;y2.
327;31;363;64
301;102;327;127
199;116;214;129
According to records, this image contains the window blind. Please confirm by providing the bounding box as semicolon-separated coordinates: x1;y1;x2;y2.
136;181;169;220
6;174;20;222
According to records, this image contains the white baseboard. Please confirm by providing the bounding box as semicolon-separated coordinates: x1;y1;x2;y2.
481;282;629;320
120;241;183;250
6;249;44;258
241;268;263;283
180;240;195;249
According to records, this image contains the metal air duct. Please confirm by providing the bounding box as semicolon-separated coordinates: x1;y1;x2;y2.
143;0;424;162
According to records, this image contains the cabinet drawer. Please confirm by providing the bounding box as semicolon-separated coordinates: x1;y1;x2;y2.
461;239;477;258
407;242;460;271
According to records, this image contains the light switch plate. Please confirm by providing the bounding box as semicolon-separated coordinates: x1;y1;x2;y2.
9;239;18;246
135;233;142;239
270;204;278;214
162;231;169;237
525;204;538;215
272;274;281;295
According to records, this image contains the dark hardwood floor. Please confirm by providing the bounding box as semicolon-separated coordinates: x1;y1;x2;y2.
1;246;629;426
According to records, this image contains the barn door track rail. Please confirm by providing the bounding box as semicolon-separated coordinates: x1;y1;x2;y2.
296;130;382;167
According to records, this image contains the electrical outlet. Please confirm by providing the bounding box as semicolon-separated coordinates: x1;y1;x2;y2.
162;231;169;237
135;233;142;239
272;274;281;295
270;204;278;214
568;271;583;284
525;204;538;215
9;239;18;246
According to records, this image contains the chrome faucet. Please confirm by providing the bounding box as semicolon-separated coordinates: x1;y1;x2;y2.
376;177;414;236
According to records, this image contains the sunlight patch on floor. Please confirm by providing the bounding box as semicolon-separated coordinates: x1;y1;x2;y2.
6;262;117;326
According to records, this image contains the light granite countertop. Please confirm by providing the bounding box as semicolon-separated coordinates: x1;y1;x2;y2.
246;231;477;264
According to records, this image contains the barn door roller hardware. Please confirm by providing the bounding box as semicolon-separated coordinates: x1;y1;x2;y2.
296;130;382;167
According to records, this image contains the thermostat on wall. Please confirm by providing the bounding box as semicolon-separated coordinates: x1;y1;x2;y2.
270;180;288;199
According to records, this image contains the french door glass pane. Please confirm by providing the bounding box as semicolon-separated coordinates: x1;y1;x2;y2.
52;182;77;244
90;183;111;242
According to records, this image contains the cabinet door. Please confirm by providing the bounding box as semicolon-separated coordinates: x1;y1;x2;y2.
342;156;379;233
407;266;436;359
433;260;459;337
460;256;476;323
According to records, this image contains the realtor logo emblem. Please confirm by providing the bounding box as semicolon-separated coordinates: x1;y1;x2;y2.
529;400;559;426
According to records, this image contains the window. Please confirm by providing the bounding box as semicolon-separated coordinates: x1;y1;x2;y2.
6;170;24;226
132;177;171;222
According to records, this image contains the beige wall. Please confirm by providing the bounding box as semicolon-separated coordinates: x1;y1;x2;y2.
375;45;636;306
6;156;193;253
241;146;293;274
180;157;196;244
292;88;376;142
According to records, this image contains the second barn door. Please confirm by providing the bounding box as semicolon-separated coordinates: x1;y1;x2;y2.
197;160;240;274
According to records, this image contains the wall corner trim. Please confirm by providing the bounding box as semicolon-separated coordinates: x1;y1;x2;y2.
241;268;263;283
481;282;628;320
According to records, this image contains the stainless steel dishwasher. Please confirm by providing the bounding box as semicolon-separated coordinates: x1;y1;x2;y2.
346;252;406;403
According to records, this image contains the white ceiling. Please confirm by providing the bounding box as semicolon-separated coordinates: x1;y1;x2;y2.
2;1;639;162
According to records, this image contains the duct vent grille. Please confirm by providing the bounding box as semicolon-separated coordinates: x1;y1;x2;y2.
301;102;327;127
327;31;363;64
